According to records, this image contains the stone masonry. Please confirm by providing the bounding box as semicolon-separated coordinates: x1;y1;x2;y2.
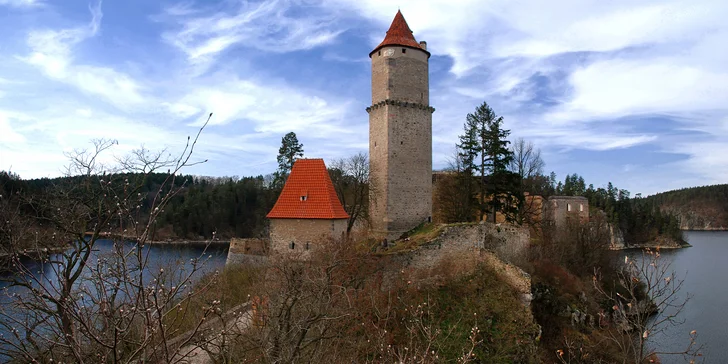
368;11;434;240
269;218;347;258
544;196;589;229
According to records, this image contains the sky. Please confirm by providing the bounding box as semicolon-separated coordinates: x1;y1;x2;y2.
0;0;726;196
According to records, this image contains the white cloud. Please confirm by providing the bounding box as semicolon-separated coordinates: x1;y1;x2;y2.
172;78;353;137
161;0;343;68
0;111;26;143
0;0;41;8
545;59;728;124
20;2;148;110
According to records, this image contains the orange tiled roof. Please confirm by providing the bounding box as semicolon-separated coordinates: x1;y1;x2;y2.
267;159;349;220
370;10;429;57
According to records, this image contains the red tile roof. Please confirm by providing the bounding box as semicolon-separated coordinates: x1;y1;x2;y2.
267;159;349;220
370;10;429;57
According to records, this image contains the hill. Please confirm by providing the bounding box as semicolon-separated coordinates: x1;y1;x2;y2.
646;184;728;230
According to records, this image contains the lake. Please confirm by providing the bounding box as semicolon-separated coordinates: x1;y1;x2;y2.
0;239;229;360
648;231;728;363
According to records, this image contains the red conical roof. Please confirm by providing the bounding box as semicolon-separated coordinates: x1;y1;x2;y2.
267;159;349;220
370;10;429;58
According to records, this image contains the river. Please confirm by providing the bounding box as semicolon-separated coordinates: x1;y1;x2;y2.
648;231;728;363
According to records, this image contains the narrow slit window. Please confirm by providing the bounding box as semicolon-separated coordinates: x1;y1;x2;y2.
579;204;584;212
289;242;295;250
567;204;572;212
305;242;310;250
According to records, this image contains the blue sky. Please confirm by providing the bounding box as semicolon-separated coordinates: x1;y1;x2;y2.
0;0;726;196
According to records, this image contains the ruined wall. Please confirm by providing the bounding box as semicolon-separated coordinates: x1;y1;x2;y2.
544;196;589;228
269;218;347;258
369;44;433;240
384;223;532;306
225;238;269;266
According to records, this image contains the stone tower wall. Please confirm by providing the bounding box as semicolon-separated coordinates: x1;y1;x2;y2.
369;45;433;239
269;218;347;258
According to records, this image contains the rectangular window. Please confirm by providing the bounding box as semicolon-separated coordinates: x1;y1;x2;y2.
402;48;406;53
567;204;572;212
305;242;310;250
289;242;295;250
579;204;584;212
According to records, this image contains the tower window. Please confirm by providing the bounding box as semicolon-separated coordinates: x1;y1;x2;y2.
305;242;310;250
579;204;584;212
402;48;406;53
567;204;572;212
289;242;295;250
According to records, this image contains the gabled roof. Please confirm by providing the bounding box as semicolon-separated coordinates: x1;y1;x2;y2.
370;10;430;58
267;159;349;220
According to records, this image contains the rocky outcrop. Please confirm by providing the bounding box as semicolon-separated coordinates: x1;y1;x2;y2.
674;211;727;230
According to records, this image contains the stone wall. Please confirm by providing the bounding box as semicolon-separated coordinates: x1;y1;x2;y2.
371;45;429;104
225;238;269;266
269;218;347;258
369;44;433;240
384;223;532;306
225;252;268;267
544;196;589;228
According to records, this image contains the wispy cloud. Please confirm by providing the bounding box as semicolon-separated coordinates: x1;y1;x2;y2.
0;0;42;8
20;2;148;110
161;0;344;68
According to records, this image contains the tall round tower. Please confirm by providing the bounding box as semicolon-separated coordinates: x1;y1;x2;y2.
367;10;434;240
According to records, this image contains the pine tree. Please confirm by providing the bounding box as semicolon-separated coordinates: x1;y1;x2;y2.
273;132;304;189
458;102;518;222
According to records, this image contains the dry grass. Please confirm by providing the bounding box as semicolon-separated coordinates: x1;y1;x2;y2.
163;264;260;336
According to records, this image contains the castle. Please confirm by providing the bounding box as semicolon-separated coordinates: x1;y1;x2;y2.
231;10;589;262
259;10;433;255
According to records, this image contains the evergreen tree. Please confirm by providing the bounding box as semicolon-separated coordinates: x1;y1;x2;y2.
458;102;518;222
273;132;304;189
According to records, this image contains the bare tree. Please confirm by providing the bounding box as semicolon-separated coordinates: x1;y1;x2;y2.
594;249;703;363
433;147;477;223
509;137;545;181
0;114;224;363
329;152;369;234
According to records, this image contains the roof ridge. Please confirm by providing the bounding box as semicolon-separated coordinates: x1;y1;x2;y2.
370;10;430;58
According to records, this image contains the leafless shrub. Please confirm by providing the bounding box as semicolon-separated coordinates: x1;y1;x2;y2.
593;249;703;363
0;114;221;363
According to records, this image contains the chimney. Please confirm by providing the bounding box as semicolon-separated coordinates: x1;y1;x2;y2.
419;41;427;50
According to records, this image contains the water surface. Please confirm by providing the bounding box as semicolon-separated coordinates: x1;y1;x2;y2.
649;231;728;363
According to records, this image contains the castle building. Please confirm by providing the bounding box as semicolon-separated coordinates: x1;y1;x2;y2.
266;159;349;257
367;10;434;240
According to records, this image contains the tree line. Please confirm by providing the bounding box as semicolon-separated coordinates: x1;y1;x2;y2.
0;132;368;247
434;101;683;246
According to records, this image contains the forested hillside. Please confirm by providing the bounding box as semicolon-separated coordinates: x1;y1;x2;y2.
646;184;728;230
1;171;278;242
546;173;685;245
